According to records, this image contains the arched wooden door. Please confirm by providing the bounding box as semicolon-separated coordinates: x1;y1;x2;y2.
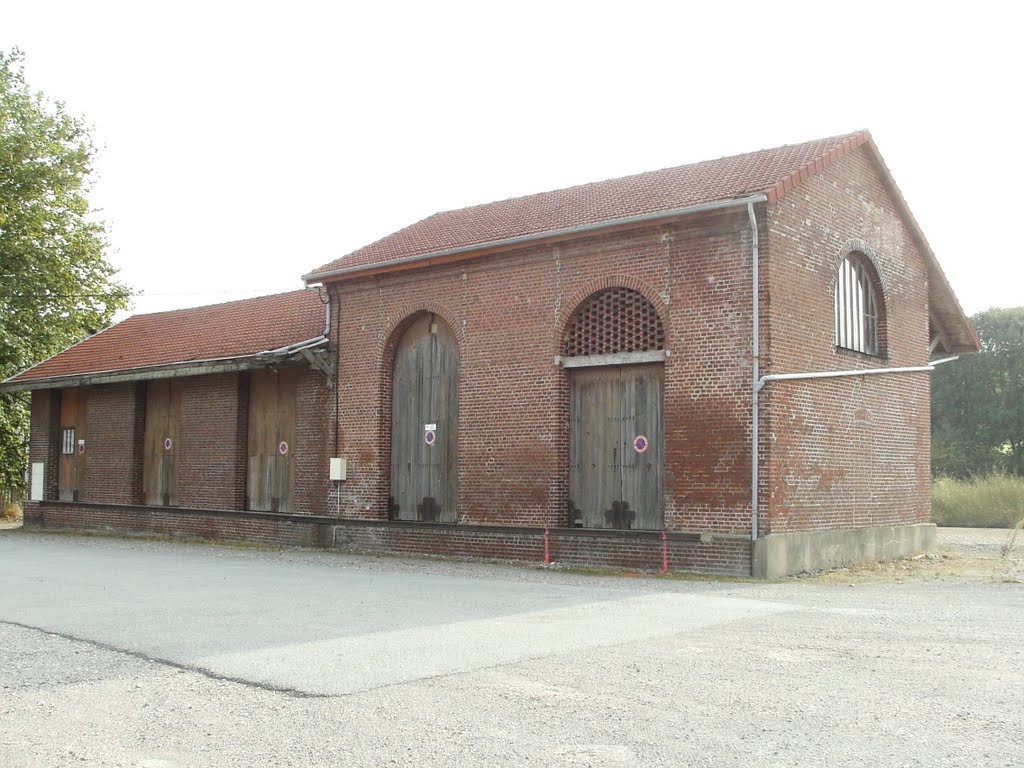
565;287;665;530
390;313;459;522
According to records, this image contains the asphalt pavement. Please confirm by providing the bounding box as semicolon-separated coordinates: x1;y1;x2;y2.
1;530;1021;767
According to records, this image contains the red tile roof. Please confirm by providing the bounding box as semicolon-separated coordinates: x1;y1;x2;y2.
305;131;871;280
6;289;326;385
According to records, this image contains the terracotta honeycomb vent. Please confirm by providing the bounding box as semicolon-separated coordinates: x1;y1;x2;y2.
565;288;664;357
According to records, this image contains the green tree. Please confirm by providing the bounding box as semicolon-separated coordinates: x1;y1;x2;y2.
932;307;1024;478
0;49;129;492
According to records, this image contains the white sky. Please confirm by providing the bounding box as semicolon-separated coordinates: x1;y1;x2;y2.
3;1;1021;319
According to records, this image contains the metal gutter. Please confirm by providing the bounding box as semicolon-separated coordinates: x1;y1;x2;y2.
263;335;327;356
0;337;329;393
303;195;770;284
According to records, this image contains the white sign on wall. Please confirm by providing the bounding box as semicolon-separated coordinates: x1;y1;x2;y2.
30;462;45;501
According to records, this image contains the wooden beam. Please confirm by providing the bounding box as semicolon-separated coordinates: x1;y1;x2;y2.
559;350;667;369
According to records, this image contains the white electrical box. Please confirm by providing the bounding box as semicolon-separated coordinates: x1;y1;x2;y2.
329;457;347;481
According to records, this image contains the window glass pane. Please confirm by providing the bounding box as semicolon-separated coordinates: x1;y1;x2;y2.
61;428;75;455
834;255;880;354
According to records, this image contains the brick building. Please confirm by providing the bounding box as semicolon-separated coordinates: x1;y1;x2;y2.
3;131;979;576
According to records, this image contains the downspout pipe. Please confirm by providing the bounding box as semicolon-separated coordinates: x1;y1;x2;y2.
318;286;331;337
748;201;762;549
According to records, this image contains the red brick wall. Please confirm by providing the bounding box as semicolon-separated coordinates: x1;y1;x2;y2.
23;502;750;576
333;523;749;576
28;389;60;500
80;383;143;505
25;367;332;516
174;373;246;510
328;208;757;537
24;501;329;548
292;368;333;516
761;146;932;532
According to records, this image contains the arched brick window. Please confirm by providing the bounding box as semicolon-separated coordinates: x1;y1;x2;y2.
835;253;884;356
565;287;664;357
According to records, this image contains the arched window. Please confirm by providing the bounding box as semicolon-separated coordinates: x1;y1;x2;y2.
835;254;882;355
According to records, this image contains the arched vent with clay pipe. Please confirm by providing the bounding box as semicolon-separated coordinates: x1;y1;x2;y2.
564;287;665;358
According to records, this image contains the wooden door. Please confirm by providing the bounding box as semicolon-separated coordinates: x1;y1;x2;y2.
569;364;663;529
247;369;297;513
58;389;87;501
390;314;458;522
143;379;181;506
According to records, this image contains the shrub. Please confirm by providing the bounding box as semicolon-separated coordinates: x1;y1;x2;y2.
2;500;22;522
932;474;1024;528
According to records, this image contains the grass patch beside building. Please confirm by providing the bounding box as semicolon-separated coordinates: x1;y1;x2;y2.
933;474;1024;528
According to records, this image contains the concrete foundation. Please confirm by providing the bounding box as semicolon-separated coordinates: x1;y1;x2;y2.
752;523;936;579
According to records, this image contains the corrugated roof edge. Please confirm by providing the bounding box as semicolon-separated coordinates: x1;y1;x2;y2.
0;319;122;388
0;338;328;393
1;288;326;390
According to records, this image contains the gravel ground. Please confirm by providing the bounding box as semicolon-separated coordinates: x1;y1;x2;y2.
808;526;1024;584
1;528;1021;768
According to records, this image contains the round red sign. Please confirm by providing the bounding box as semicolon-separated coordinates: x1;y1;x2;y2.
633;435;649;454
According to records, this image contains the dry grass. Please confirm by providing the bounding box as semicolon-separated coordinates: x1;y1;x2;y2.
2;501;23;523
932;474;1024;528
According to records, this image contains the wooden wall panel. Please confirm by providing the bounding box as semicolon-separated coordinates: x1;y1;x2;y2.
619;364;664;530
569;368;619;528
143;379;181;506
247;369;297;513
58;389;87;502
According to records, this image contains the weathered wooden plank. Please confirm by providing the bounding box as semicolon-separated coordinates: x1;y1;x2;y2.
569;367;621;529
561;350;667;368
619;364;664;530
247;370;297;513
143;379;180;506
143;380;166;506
58;388;86;502
276;368;298;514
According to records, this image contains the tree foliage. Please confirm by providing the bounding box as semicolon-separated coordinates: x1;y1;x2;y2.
0;49;129;491
932;307;1024;478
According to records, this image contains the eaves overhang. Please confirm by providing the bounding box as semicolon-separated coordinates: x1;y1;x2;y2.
0;338;328;393
302;195;769;285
